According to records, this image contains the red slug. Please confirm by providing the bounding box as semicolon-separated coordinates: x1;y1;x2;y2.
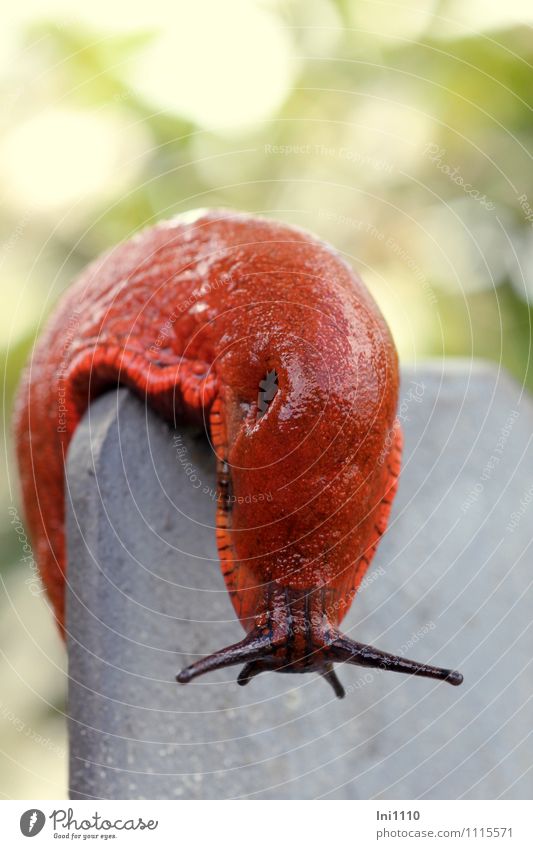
14;209;462;698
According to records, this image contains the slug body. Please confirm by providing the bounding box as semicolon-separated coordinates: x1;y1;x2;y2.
15;210;462;696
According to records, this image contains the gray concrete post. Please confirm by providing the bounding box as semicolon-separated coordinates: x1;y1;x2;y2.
66;364;533;799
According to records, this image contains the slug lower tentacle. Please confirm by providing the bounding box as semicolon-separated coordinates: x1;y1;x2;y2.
14;208;462;698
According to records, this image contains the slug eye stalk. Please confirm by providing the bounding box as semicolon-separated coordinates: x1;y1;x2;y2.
327;634;464;688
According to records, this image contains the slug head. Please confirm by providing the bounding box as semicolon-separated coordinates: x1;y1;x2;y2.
176;585;463;698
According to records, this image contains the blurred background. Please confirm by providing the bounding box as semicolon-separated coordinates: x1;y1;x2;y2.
1;0;532;798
